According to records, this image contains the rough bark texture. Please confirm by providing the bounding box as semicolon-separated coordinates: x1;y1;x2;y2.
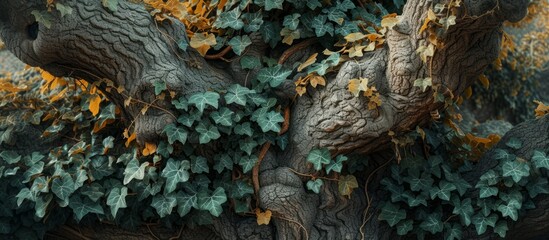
1;0;546;239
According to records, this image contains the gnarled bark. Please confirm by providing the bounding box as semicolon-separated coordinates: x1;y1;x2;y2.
1;0;544;239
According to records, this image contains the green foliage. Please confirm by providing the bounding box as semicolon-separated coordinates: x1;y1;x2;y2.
378;125;549;239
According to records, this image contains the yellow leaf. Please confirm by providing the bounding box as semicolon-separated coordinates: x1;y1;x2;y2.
344;32;366;42
297;53;318;72
310;74;326;88
381;15;399;29
142;142;157;156
348;78;361;97
534;100;549;118
364;42;376;52
141;105;150;115
125;132;137;147
478;74;490;89
255;209;272;225
89;95;102;116
296;86;307;96
189;32;217;56
346;44;366;58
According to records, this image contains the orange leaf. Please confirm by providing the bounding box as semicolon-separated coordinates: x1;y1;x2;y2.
125;132;137;147
534;100;549;118
464;86;472;99
478;74;490;89
255;209;272;225
89;95;102;116
310;74;326;88
142;142;157;156
297;53;318;72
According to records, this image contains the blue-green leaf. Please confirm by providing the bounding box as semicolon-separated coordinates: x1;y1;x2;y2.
452;197;473;226
196;123;221;144
52;174;76;202
161;159;190;194
419;212;443;234
69;195;104;221
152;194;177;218
497;202;519;221
429;181;456;201
264;0;284;10
0;150;21;164
106;187;128;217
472;213;498;235
188;92;220;113
176;190;198;217
240;138;259;156
240;56;261;70
396;219;413;236
479;186;498;198
307;148;331;171
256;65;292;88
228;35;252;55
214;154;233;174
172;97;188;111
213;8;244;30
22;161;44;183
234;122;254;136
306;179;323;194
325;155;348;174
123;158;148;185
225;84;254;106
257;111;284;133
230;180;254;198
102;0;119;12
153;81;167;95
493;221;508;238
198;187;227;217
211;107;234;127
239;155;258;173
191;156;209;174
501;160;530;183
506;138;522;150
532;150;549;170
283;13;301;30
379;202;406;227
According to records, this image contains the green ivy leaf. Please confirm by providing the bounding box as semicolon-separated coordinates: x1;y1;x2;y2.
172;96;188;111
177;112;198;127
506;138;522;150
234;122;254;136
22;161;44;183
225;85;253;106
80;183;104;202
478;169;500;186
198;187;227;217
242;12;264;33
379;202;406;227
479;186;498;198
228;35;252;55
213;7;244;30
240;138;259;156
283;13;301;30
153;81;167;95
492;149;514;161
151;194;177;218
16;188;36;206
106;187;128;217
497;201;519;221
532;150;549;170
123;158;147;185
493;221;508;238
214;154;233;174
501;160;530;183
176;190;198;217
196;123;221;144
452;197;474;226
264;0;284;10
404;172;434;192
102;0;119;12
240;56;261;70
52;174;76;202
396;219;413;236
164;123;188;144
256;65;292;88
472;213;497;235
419;212;443;234
0;150;21;164
69;195;104;222
429;180;456;201
311;15;334;37
445;223;462;240
239;155;258;173
211;108;234;127
307;148;331;171
526;177;549;198
257;111;284;133
306;179;323;194
338;175;358;197
230;180;254;198
325;155;348;174
191;156;209;174
188;92;220;113
161;159;190;194
35;194;53;218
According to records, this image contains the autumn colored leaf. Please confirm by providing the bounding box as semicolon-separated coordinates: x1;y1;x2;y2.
478;74;490;89
189;32;217;56
298;53;318;72
89;95;102;116
125;131;137;148
310;74;326;88
344;32;366;42
255;208;272;225
381;14;399;28
534;100;549;118
142;142;157;156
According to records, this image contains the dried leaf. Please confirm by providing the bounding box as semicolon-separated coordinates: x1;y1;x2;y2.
255;209;272;225
298;53;318;72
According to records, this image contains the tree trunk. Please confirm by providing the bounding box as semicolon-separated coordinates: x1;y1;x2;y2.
2;0;548;239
